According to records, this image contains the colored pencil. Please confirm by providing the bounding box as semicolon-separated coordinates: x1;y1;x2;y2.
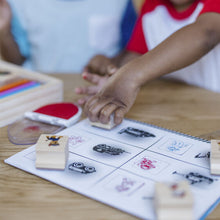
0;81;41;99
0;79;30;92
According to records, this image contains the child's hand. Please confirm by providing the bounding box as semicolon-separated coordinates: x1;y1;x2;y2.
84;66;140;125
84;55;118;76
75;72;109;106
0;0;12;35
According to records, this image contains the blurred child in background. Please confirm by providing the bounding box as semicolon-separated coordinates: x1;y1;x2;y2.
0;0;129;73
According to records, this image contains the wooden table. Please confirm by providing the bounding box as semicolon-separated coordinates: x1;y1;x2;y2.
1;73;220;220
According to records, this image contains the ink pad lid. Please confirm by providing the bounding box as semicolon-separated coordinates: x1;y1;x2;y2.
24;102;82;127
7;118;64;145
8;103;82;145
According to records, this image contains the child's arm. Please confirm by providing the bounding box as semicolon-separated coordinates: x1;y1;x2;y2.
75;50;140;105
84;50;140;76
0;0;24;65
75;73;110;105
84;12;220;125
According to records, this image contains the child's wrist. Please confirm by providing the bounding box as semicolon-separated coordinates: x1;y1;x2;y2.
127;57;151;89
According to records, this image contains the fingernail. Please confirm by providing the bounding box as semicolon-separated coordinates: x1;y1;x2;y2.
82;73;87;79
115;117;122;125
110;67;117;72
78;99;85;105
108;66;117;75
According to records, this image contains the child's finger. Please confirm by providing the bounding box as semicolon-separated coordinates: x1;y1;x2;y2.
86;59;101;74
99;63;110;75
84;96;99;117
85;97;111;122
114;107;126;125
77;98;86;106
77;96;90;106
75;86;90;94
75;86;99;95
99;103;118;124
75;87;84;94
82;72;102;84
82;66;88;73
107;64;118;76
86;85;100;94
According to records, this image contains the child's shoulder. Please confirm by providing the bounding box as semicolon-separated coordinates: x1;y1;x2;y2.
140;0;209;16
200;0;220;15
139;0;177;14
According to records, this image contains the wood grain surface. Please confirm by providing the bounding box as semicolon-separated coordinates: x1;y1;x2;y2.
1;72;220;220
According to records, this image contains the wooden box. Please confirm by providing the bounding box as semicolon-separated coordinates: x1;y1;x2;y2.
0;61;63;127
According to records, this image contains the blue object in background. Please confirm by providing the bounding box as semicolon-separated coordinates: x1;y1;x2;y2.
120;0;137;48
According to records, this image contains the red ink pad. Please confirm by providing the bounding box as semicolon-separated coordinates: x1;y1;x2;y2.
25;103;82;127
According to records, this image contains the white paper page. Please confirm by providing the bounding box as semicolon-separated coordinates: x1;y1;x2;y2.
5;118;220;220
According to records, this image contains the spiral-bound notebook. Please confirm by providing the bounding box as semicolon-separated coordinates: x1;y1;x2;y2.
5;118;220;219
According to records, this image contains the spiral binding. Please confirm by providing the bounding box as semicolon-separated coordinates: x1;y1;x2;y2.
126;118;210;143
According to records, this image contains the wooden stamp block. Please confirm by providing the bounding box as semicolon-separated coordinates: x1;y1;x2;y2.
89;116;115;130
155;181;193;220
35;134;69;170
210;140;220;175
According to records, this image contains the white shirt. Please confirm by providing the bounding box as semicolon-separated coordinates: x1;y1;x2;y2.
128;0;220;93
8;0;128;73
142;2;220;92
